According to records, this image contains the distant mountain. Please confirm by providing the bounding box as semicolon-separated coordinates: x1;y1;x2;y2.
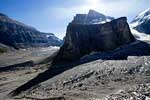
44;33;63;46
130;8;150;34
0;13;63;49
72;10;115;24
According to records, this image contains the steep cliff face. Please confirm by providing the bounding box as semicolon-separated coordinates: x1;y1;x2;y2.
55;17;135;62
0;13;62;49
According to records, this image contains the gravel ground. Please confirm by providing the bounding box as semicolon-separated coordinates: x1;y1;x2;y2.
8;56;150;100
0;47;59;99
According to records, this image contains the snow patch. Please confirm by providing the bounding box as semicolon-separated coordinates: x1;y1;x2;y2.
130;26;150;41
92;18;112;24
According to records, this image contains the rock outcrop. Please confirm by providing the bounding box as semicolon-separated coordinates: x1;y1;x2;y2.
104;83;150;100
55;17;135;62
0;13;62;49
131;8;150;34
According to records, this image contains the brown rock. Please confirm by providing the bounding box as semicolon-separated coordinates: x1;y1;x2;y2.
55;17;135;62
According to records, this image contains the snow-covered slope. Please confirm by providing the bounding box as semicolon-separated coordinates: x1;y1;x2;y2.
130;8;150;34
130;27;150;41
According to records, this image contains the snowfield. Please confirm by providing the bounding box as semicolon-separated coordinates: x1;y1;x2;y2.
130;26;150;41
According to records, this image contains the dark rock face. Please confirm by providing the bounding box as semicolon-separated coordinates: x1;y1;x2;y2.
0;22;48;48
131;8;150;34
0;13;62;48
72;10;114;24
55;17;135;62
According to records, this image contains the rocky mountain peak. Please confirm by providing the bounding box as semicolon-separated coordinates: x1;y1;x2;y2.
87;9;105;17
72;10;114;24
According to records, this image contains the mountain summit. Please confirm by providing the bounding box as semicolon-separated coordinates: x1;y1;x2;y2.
131;8;150;34
72;10;114;24
55;17;135;62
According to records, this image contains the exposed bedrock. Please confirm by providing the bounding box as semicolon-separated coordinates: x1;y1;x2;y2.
55;17;135;62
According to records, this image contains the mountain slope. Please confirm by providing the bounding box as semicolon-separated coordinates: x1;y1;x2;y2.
130;8;150;34
0;13;62;49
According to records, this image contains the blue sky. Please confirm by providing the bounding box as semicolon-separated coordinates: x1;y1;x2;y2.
0;0;149;39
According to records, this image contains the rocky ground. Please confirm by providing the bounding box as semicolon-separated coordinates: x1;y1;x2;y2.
103;83;150;100
0;63;49;99
0;47;59;99
1;42;150;100
7;55;150;100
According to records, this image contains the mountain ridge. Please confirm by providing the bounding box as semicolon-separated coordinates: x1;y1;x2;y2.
0;13;63;49
0;13;36;30
72;10;115;24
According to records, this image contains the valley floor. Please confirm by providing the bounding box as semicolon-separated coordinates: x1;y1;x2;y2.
0;47;59;99
0;63;48;99
0;47;59;67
